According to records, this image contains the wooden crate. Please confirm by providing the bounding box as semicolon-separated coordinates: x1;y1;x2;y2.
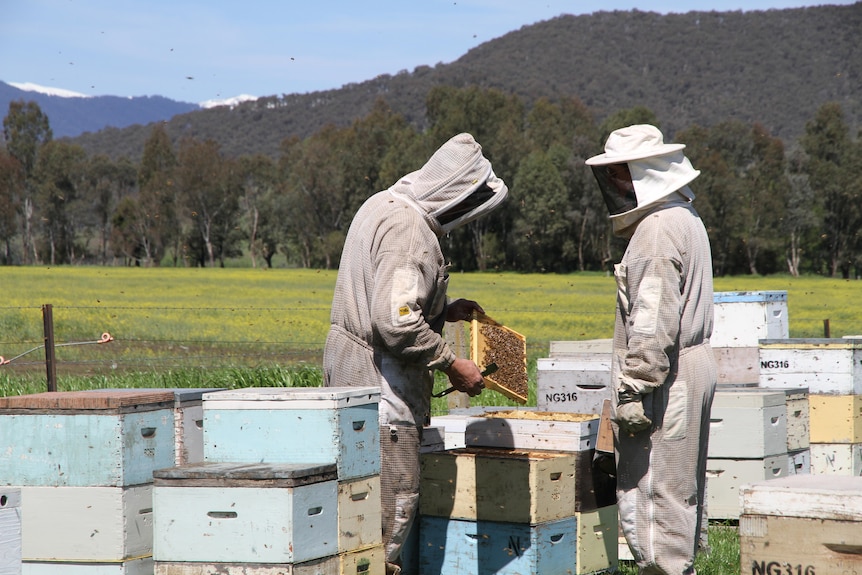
739;475;862;575
203;387;380;480
337;476;382;553
338;545;385;575
536;357;612;415
155;557;337;575
708;389;787;458
711;291;789;348
706;455;789;519
418;505;618;575
0;390;175;487
809;394;862;443
759;338;862;395
0;488;21;575
153;462;338;565
464;410;599;452
18;484;151;562
22;557;153;575
420;446;615;522
810;442;862;475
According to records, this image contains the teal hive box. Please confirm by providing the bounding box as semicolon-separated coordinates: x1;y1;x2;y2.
202;386;380;480
0;390;176;487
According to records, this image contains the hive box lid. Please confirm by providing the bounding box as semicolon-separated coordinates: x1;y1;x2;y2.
760;338;862;349
202;386;380;409
95;387;227;404
153;461;338;487
714;290;787;304
0;389;175;411
712;389;787;409
741;475;862;520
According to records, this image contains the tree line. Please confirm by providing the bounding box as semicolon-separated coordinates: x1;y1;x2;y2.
1;86;860;276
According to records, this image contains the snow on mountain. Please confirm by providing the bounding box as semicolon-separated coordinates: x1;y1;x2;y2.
8;82;91;99
199;94;258;109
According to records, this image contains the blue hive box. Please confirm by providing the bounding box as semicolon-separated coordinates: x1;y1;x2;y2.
202;386;380;480
0;390;176;487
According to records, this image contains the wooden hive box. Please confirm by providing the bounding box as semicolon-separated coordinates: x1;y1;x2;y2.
739;475;862;575
155;557;337;575
788;448;810;475
759;338;862;395
464;410;599;452
536;357;613;415
338;544;385;575
153;462;338;565
203;387;380;480
809;394;862;444
18;484;152;563
718;385;810;451
706;455;789;519
337;475;382;553
712;291;789;348
708;389;788;458
418;505;618;575
810;442;862;475
419;446;615;523
0;390;175;487
23;556;153;574
0;488;21;575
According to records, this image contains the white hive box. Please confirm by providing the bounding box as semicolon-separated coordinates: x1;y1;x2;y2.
17;485;151;562
788;449;811;475
739;475;862;575
809;394;862;443
153;462;338;565
0;390;175;487
0;489;21;575
718;384;809;451
536;357;613;415
428;407;516;450
464;410;599;452
203;387;380;480
154;556;337;575
337;475;382;553
22;557;153;575
711;291;789;348
708;389;788;458
706;455;789;519
810;442;862;475
548;339;613;356
759;338;862;394
713;346;761;385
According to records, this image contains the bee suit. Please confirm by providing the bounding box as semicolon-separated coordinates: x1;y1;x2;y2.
323;133;507;574
586;125;716;575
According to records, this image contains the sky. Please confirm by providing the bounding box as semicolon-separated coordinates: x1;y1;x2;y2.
2;0;858;107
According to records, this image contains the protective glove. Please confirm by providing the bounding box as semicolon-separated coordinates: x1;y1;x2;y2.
614;390;652;434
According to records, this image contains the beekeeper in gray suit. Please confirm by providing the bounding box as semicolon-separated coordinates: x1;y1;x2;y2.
586;124;717;575
323;132;508;575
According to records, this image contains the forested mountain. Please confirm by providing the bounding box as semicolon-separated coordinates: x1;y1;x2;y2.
0;82;198;139
63;4;862;161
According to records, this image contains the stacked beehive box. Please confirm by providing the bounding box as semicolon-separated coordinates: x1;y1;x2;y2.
152;386;384;575
536;339;613;415
418;411;618;575
739;475;862;574
760;338;862;477
0;390;178;574
0;488;22;575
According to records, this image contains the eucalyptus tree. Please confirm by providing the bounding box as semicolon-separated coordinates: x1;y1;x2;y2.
0;149;22;263
137;123;178;266
2;100;52;264
85;155;137;264
237;154;277;268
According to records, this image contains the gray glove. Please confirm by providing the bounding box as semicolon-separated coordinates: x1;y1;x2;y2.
614;390;652;434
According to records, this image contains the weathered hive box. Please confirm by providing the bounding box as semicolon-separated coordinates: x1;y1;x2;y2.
809;394;862;443
153;462;338;565
706;455;789;519
536;357;613;414
419;505;618;575
708;389;788;458
339;545;385;575
739;475;862;575
464;410;599;452
759;338;862;394
23;557;153;574
203;387;380;480
0;390;175;487
337;475;382;553
713;346;760;385
17;484;151;563
97;387;227;466
420;425;446;453
155;556;337;575
419;446;615;522
712;291;789;348
788;449;810;475
428;407;516;450
0;488;21;575
810;442;862;475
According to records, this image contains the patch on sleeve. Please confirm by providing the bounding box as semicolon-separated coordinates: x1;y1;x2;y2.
632;275;662;335
392;267;419;325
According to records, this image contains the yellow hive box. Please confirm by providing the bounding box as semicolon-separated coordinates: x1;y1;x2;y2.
470;312;528;404
809;394;862;444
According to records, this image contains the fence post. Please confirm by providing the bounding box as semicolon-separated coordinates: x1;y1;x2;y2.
823;319;831;338
42;304;57;392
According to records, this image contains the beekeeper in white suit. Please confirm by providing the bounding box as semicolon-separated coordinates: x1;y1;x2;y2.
586;124;717;575
323;132;508;575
